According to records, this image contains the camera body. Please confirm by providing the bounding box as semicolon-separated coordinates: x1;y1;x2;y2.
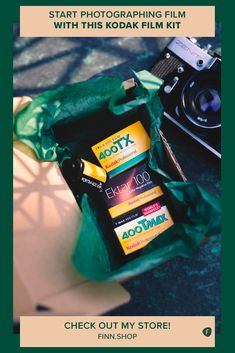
151;37;221;158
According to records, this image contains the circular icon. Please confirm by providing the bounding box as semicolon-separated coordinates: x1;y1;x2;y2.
202;327;212;337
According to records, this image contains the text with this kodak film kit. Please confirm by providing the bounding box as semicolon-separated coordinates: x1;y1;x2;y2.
92;121;174;255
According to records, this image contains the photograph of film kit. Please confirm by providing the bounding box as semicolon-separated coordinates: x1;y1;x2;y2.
13;30;221;326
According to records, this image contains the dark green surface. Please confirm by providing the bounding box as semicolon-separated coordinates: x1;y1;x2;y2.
1;0;234;352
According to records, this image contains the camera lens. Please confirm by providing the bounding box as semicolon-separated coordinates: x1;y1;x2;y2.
196;89;221;114
180;70;221;129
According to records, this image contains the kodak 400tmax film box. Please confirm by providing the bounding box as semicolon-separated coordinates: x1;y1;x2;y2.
114;203;174;255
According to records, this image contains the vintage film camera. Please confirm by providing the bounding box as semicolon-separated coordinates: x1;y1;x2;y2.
151;37;221;158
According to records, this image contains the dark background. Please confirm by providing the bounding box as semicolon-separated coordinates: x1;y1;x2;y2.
13;23;221;331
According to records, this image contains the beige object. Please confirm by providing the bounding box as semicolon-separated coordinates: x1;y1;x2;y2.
20;6;215;37
13;147;130;319
20;316;215;348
